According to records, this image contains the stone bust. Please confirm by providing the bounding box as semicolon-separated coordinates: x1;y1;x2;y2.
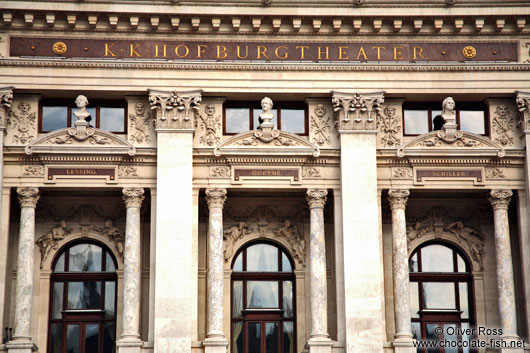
73;95;92;123
441;97;456;125
258;97;274;126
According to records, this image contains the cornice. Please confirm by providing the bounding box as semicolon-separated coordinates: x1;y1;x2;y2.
1;59;530;72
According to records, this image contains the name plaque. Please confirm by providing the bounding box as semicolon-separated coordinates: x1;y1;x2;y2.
416;169;483;183
234;168;299;182
47;167;115;180
10;37;518;63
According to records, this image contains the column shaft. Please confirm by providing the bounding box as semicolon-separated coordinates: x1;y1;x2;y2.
205;188;227;339
489;190;518;338
307;189;329;339
12;187;39;342
121;188;145;341
388;190;413;343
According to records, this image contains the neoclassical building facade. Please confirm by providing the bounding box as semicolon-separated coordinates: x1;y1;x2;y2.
0;1;530;353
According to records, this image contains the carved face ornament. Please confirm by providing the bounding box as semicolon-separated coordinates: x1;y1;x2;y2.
18;101;30;113
384;106;396;118
135;103;146;116
314;104;326;117
496;105;508;117
206;104;216;116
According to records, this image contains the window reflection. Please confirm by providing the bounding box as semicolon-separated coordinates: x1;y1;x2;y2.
420;244;454;272
247;244;278;272
69;244;102;272
247;281;279;308
404;109;429;135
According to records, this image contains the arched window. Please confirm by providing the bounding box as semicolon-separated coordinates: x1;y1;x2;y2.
409;242;474;353
48;241;117;353
231;242;295;353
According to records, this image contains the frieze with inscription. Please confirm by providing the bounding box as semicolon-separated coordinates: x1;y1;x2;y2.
10;37;518;63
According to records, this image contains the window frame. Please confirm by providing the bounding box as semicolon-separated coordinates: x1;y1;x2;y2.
409;241;476;353
230;241;296;353
48;240;118;353
40;99;127;134
223;101;308;136
402;102;489;137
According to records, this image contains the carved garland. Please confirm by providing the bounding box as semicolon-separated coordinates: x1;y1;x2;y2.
378;105;402;148
8;101;36;144
491;105;515;147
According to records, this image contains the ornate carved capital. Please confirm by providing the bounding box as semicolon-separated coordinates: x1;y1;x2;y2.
148;89;202;130
0;87;13;129
515;91;530;132
122;187;145;208
388;189;410;210
205;188;227;209
489;189;512;210
331;91;384;131
17;187;39;208
306;188;328;209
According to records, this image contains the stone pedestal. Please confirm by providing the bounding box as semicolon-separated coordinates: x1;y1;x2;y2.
204;188;228;353
306;189;332;353
117;187;145;353
388;190;415;353
7;187;39;353
488;190;523;353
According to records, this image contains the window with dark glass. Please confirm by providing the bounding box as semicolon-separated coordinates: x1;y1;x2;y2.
224;102;307;135
231;242;295;353
409;242;475;353
40;99;126;133
49;242;117;353
403;102;487;136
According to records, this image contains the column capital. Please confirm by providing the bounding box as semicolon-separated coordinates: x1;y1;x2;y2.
205;188;227;209
16;187;39;208
122;187;145;208
0;87;14;129
331;91;385;131
306;188;328;209
388;189;410;210
148;89;202;131
516;91;530;133
489;189;513;210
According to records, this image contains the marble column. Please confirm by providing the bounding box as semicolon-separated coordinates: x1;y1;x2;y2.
203;188;228;353
488;190;522;351
117;188;145;353
388;190;415;353
6;187;39;353
306;189;333;353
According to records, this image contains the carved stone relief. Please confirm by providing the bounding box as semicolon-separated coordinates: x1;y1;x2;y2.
23;165;44;176
332;91;385;131
197;103;221;146
7;100;37;145
406;207;485;270
491;104;515;147
0;87;13;128
392;167;413;179
118;165;138;177
310;104;332;146
128;101;155;146
223;203;308;267
516;91;530;133
302;167;321;178
36;220;71;269
210;166;231;177
485;167;505;179
378;105;402;148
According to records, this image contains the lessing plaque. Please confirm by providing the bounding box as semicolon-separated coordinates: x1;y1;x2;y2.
416;170;483;183
10;37;518;63
47;167;115;180
234;168;299;182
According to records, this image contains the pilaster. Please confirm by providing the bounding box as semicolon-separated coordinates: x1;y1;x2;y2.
333;91;385;353
0;187;11;331
150;89;201;353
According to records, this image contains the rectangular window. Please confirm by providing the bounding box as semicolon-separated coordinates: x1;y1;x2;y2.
40;99;126;133
403;102;487;136
224;102;307;135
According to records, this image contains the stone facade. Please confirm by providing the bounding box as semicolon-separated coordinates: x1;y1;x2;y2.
0;1;530;353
